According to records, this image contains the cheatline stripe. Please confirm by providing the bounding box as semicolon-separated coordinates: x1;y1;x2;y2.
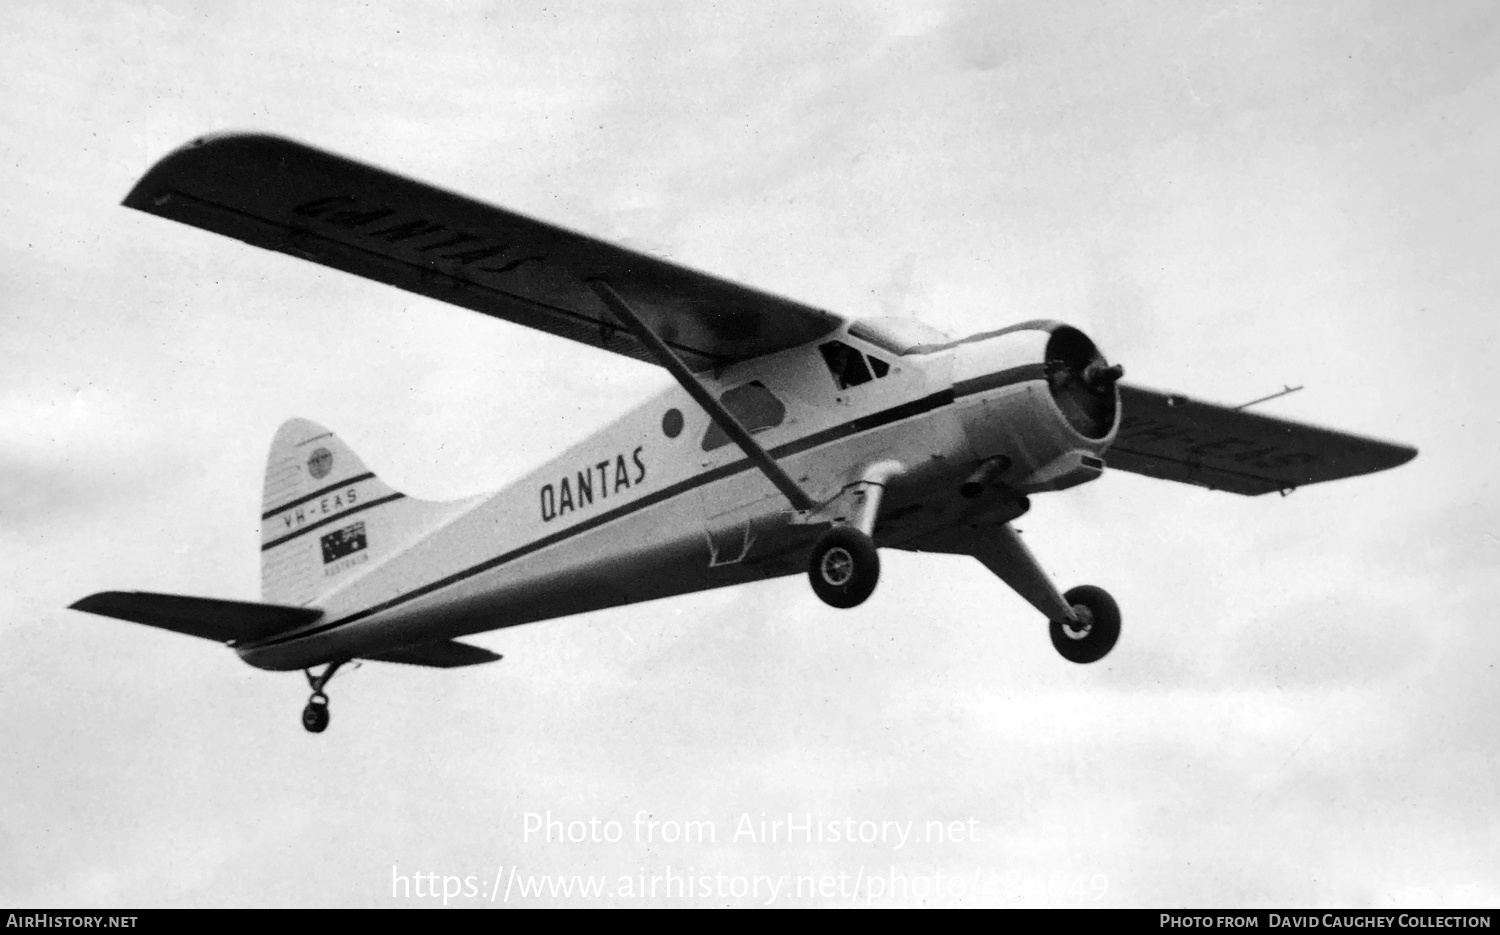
260;493;406;551
246;462;752;648
261;473;376;520
242;370;1039;651
954;363;1046;398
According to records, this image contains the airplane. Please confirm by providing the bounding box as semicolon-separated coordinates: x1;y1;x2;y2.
71;133;1418;733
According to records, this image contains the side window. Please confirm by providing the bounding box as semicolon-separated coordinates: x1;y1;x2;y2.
819;341;874;389
868;355;890;378
701;381;788;451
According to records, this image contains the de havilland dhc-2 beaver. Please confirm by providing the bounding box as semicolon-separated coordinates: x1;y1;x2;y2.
72;133;1417;732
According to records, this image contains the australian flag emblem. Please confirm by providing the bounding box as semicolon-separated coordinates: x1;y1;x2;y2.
320;521;367;564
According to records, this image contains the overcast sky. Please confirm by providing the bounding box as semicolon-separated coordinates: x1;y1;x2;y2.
3;0;1497;908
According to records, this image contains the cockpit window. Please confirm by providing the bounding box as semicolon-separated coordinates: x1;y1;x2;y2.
867;355;890;379
819;341;874;389
701;381;788;451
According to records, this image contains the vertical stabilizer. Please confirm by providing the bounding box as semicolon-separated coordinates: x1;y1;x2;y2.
259;418;456;606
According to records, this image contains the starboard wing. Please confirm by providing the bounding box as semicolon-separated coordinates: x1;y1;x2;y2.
124;132;844;371
1108;384;1417;495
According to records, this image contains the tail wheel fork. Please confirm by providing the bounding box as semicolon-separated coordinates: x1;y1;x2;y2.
301;659;348;733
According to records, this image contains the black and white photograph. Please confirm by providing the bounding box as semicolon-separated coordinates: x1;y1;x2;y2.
3;1;1495;910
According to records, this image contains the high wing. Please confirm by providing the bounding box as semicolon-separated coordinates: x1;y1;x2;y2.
123;132;844;371
1108;384;1418;495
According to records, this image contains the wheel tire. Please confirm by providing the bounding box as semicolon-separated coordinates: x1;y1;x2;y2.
302;701;330;734
1050;584;1120;664
808;526;880;609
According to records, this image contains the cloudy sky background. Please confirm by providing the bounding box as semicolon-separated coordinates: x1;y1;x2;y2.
2;0;1496;908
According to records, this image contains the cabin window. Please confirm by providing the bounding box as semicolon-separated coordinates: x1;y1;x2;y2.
867;355;890;378
661;408;684;438
819;341;874;389
701;381;788;451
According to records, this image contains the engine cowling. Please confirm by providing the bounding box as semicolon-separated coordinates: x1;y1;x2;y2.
948;321;1122;494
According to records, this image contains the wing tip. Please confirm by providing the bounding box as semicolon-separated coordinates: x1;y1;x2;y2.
1360;440;1419;474
122;130;303;210
69;590;130;614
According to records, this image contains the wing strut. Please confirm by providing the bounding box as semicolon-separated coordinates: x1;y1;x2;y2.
588;280;816;511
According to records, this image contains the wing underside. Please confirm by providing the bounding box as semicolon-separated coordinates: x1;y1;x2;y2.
124;133;843;370
1109;384;1417;495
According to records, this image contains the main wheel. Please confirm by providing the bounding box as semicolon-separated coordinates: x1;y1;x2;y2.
302;697;330;733
808;526;880;609
1050;585;1120;664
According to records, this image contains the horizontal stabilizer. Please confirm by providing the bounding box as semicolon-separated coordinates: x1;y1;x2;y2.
70;591;322;644
362;640;503;668
1109;385;1417;495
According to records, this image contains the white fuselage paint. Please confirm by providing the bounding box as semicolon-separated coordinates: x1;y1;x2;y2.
236;325;1117;670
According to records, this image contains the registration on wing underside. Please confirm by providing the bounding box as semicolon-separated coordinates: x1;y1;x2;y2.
1108;384;1417;495
122;132;844;371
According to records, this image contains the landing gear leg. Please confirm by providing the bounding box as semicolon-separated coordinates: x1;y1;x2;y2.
301;659;347;733
974;524;1120;663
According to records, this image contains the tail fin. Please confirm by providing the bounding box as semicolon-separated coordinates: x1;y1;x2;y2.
260;418;457;606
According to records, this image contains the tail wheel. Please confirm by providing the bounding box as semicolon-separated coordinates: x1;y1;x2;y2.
300;661;345;733
808;526;880;609
1050;585;1120;664
302;694;330;733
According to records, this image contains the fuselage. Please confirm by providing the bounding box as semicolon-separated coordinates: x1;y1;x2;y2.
237;318;1120;670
